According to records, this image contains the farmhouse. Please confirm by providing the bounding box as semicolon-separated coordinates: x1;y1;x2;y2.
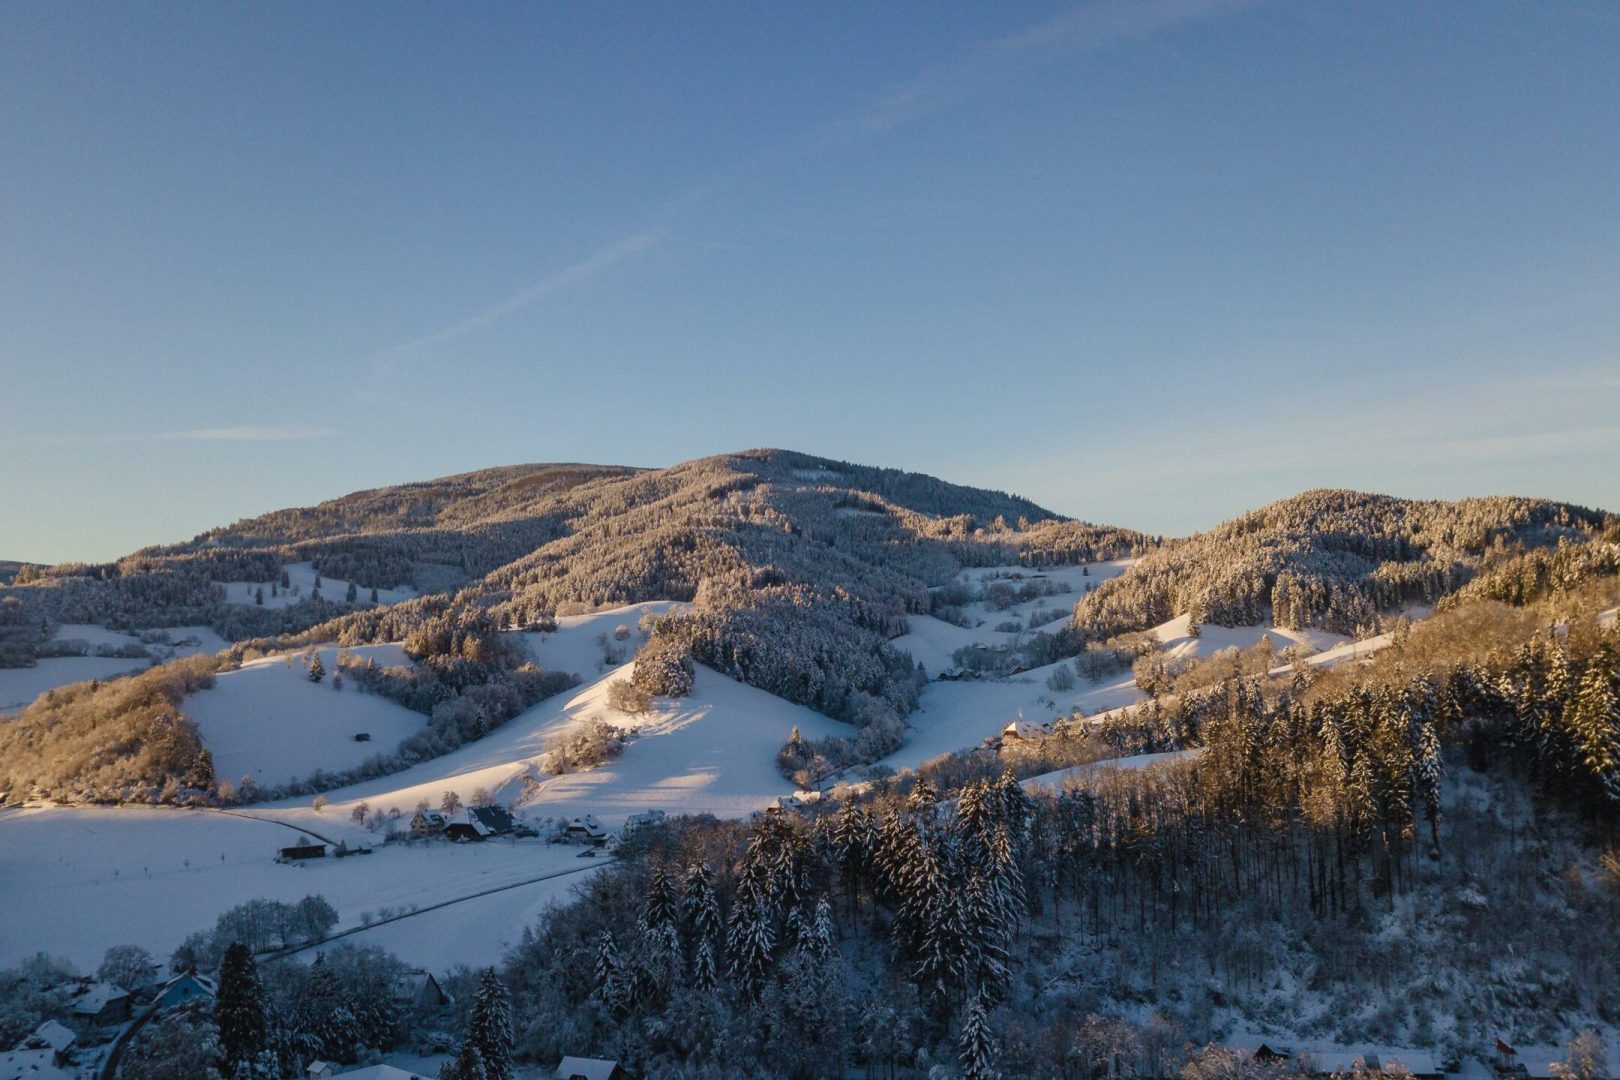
622;809;666;838
409;809;447;837
68;980;130;1025
444;804;516;842
277;841;328;862
1227;1036;1441;1079
393;970;450;1011
563;814;607;844
0;1046;70;1080
155;968;217;1011
555;1056;634;1080
1001;719;1044;742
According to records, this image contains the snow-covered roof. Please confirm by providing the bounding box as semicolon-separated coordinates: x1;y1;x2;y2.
0;1047;70;1080
1002;719;1043;739
29;1021;73;1054
565;814;605;835
1227;1035;1440;1077
555;1057;623;1080
69;980;129;1015
333;1067;428;1080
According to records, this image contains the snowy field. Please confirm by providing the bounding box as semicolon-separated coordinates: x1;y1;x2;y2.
509;601;685;681
217;561;415;609
262;656;843;831
1021;748;1205;792
1150;613;1348;662
0;806;600;973
185;644;423;788
49;622;230;660
880;659;1145;772
0;656;151;712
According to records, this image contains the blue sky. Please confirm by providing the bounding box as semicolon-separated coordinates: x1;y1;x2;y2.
3;1;1618;562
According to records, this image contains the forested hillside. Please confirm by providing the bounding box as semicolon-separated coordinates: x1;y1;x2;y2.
1071;489;1614;641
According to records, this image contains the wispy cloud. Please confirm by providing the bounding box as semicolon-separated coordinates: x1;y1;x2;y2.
157;426;334;442
379;227;669;357
856;0;1260;133
369;2;1251;358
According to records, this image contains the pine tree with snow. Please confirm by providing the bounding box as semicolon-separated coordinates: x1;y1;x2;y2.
906;776;938;813
306;653;325;683
681;861;721;945
345;580;358;603
808;895;835;964
465;969;512;1080
726;895;775;1002
592;930;626;1014
641;865;677;935
369;586;379;603
443;1038;488;1080
833;801;872;912
1413;717;1444;854
215;942;268;1075
958;991;1000;1080
1569;644;1620;804
689;933;719;993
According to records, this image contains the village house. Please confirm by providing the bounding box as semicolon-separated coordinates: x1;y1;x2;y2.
621;809;666;839
25;1021;74;1064
67;980;131;1025
1228;1036;1441;1079
393;970;450;1012
323;1066;428;1080
444;804;516;842
409;809;447;838
154;968;217;1011
277;841;328;862
563;814;607;845
0;1045;70;1080
1001;719;1045;742
554;1056;634;1080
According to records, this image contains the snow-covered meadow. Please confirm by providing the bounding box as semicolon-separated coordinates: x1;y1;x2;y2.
184;644;424;788
0;806;603;973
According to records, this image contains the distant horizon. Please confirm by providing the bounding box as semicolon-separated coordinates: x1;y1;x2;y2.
7;447;1616;566
5;2;1618;562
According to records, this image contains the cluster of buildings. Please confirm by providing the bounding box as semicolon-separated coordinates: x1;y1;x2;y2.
1226;1034;1620;1080
0;969;216;1080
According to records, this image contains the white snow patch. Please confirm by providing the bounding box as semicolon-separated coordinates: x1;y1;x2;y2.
0;656;152;712
880;658;1146;773
1152;614;1348;662
217;561;415;609
266;661;844;830
509;601;684;681
0;806;590;973
1021;748;1205;792
186;644;424;788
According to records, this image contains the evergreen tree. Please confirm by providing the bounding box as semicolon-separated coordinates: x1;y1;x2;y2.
959;991;1000;1080
369;586;379;603
443;1038;487;1080
215;942;268;1075
691;934;719;993
306;653;325;683
465;969;512;1080
345;581;358;603
254;587;264;607
592;930;626;1014
726;895;775;1002
681;861;722;945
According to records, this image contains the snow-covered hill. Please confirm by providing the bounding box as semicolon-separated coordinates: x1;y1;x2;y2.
216;560;416;609
184;644;423;788
0;806;599;973
264;656;842;832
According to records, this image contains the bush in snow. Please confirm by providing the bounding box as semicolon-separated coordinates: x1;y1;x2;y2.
632;644;695;698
